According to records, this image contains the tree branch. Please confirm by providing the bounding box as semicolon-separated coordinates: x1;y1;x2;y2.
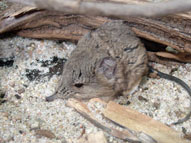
8;0;191;18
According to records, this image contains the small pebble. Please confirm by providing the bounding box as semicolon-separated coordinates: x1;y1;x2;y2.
138;96;148;102
15;94;21;99
17;88;25;94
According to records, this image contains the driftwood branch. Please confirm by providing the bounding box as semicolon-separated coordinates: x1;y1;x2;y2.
66;98;143;142
104;101;189;143
2;2;191;58
8;0;191;18
67;98;189;143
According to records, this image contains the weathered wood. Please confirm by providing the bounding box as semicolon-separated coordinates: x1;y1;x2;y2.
66;98;142;142
1;1;191;53
17;13;108;40
103;101;190;143
155;52;191;63
67;98;190;143
8;0;191;17
17;13;191;53
126;16;191;53
147;52;184;66
0;4;43;33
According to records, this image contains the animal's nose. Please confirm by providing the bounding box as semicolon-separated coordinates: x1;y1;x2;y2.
45;94;56;102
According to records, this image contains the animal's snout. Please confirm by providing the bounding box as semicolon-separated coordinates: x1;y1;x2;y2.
46;94;56;102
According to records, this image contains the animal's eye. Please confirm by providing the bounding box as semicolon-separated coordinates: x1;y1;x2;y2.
74;83;84;88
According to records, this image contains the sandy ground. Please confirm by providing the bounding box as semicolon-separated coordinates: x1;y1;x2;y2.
0;0;191;142
0;35;191;143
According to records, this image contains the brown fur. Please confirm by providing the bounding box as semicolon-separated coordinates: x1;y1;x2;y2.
46;20;148;101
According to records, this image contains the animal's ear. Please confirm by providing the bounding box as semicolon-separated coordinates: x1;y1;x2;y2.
97;57;116;80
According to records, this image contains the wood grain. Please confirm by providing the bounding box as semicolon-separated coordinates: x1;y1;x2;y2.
103;101;190;143
1;1;191;54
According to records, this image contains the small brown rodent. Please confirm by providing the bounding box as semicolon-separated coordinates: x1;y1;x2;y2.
46;20;191;125
46;20;148;101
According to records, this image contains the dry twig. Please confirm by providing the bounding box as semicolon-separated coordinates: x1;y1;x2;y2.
156;52;191;63
66;98;142;142
8;0;191;18
147;52;185;66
